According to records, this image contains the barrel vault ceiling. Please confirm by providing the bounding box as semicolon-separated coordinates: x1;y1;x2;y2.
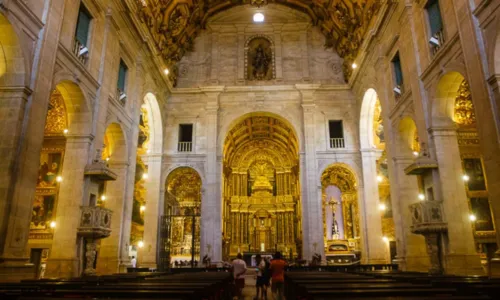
132;0;382;85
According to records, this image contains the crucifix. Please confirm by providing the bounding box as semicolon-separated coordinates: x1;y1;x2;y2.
328;197;340;240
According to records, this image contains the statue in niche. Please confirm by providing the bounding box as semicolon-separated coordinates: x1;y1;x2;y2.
247;38;273;80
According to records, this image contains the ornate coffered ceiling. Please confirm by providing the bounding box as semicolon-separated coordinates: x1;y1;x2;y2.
134;0;382;85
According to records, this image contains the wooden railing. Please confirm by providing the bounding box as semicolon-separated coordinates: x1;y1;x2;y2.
73;39;89;65
330;138;345;149
178;141;193;152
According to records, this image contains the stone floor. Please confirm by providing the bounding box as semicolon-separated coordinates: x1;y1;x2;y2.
238;269;275;300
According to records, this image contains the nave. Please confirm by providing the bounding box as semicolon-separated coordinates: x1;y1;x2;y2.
2;267;500;299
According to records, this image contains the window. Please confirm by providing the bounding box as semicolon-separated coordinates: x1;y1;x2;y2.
117;59;128;100
178;124;193;152
426;0;443;38
328;120;345;149
75;5;92;47
392;53;403;88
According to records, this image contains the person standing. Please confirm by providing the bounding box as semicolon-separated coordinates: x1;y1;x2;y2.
131;256;137;268
270;252;286;300
255;254;267;299
232;253;247;299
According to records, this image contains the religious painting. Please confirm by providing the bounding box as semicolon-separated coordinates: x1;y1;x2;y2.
470;197;494;231
463;158;486;191
30;194;55;230
37;152;62;188
247;37;273;81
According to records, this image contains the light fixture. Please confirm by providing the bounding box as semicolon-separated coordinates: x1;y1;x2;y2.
140;205;146;212
101;195;106;201
379;203;386;211
469;214;477;222
138;241;144;248
56;176;63;183
106;157;110;162
462;174;470;182
146;149;151;154
50;221;56;229
413;151;419;157
352;63;358;69
253;12;264;23
164;68;169;75
142;173;149;180
63;129;69;134
418;194;425;201
376;175;383;183
382;236;389;242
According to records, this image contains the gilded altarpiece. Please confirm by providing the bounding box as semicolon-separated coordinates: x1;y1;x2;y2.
321;165;361;251
30;89;67;240
222;115;301;260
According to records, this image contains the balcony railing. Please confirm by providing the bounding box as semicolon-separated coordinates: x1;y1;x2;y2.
77;206;113;239
73;39;89;65
330;138;345;149
430;30;445;56
178;142;193;152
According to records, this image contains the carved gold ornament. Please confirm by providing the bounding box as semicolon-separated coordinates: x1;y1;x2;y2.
135;0;381;84
44;89;68;135
454;80;476;127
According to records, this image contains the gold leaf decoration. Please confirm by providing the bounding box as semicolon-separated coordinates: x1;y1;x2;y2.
454;80;476;127
44;89;67;135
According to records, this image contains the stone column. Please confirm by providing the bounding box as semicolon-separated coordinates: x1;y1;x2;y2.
429;127;483;275
45;135;93;278
360;149;387;263
391;157;430;272
139;154;163;269
96;163;128;274
299;87;322;259
201;89;222;261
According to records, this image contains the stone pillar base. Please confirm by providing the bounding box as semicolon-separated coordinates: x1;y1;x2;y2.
44;258;79;279
0;259;36;282
398;255;430;273
444;253;484;276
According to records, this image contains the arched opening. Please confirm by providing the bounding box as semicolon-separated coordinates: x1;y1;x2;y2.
164;167;202;267
435;73;495;265
130;93;163;263
28;81;89;278
96;122;128;274
321;164;361;264
0;13;27;86
398;117;420;157
222;112;301;262
360;88;395;262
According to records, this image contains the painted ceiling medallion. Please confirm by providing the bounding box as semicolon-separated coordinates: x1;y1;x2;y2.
135;0;381;85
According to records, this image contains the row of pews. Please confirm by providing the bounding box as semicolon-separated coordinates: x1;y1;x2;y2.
285;270;500;299
0;271;233;299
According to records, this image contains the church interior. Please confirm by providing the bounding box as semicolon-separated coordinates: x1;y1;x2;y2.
2;0;500;298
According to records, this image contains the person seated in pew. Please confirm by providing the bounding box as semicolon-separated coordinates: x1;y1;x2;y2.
232;253;247;300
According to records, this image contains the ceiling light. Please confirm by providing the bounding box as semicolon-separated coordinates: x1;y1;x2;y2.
101;195;106;201
56;176;63;183
379;203;386;211
138;241;144;248
382;236;389;242
376;175;383;183
469;214;477;222
164;68;169;75
352;63;358;69
413;151;419;157
142;173;149;179
418;194;425;201
63;129;69;134
253;13;264;23
50;221;56;229
462;174;470;182
140;205;146;212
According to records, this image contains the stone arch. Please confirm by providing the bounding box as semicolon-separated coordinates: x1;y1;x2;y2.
103;122;128;163
360;88;382;149
53;80;92;135
219;110;302;155
0;12;28;87
163;164;206;188
142;93;163;154
397;117;419;157
432;71;468;123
